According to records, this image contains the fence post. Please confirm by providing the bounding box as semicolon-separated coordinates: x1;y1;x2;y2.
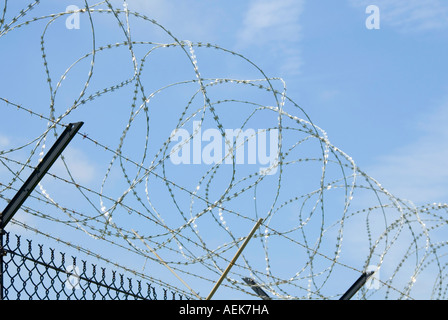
0;122;83;300
0;212;3;300
1;122;84;229
242;277;271;300
206;218;263;300
339;271;375;300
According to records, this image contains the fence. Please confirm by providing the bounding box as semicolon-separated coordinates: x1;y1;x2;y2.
0;231;186;300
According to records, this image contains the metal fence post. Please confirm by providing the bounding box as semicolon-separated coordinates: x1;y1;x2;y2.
1;122;84;229
242;277;271;300
339;271;375;300
0;122;83;300
0;212;3;300
206;218;263;300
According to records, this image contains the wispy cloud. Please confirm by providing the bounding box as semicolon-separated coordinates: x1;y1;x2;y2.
53;147;97;185
0;134;9;148
351;0;448;32
367;100;448;204
237;0;305;75
238;0;304;43
126;0;226;42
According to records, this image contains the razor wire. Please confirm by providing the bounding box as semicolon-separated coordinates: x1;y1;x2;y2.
1;0;448;300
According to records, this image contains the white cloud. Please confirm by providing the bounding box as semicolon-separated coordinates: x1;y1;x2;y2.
6;209;37;234
237;0;305;75
126;0;175;23
239;0;304;44
0;134;10;148
125;0;224;42
111;0;306;75
367;101;448;204
351;0;448;32
53;146;97;185
320;89;340;101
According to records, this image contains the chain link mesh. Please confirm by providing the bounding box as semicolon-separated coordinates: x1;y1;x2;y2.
1;231;186;300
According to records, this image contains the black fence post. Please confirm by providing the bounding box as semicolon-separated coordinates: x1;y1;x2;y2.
0;212;3;300
339;271;375;300
1;122;84;229
0;122;83;300
242;277;271;300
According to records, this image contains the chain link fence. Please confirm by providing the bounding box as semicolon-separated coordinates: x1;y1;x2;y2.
0;231;186;300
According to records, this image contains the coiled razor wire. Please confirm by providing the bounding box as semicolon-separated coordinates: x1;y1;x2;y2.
0;0;447;300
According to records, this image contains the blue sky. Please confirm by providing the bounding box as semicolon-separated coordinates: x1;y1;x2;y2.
119;0;448;203
1;0;448;300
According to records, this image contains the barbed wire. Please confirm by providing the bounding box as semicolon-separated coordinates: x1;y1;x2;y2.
1;0;447;300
